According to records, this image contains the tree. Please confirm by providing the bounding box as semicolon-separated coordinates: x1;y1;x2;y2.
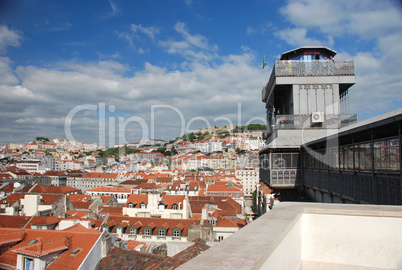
36;137;49;142
246;124;266;130
156;146;167;155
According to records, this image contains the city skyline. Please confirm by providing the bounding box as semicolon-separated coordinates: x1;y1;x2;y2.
1;0;401;146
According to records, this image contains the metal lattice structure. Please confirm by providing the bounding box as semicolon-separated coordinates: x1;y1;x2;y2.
270;114;358;130
274;60;355;77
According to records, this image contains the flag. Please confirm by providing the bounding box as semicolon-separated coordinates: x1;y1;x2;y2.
262;56;267;69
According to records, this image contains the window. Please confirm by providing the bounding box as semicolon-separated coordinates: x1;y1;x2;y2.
129;227;136;234
140;203;147;209
128;203;134;208
24;257;34;270
218;236;224;241
158;229;166;236
209;218;216;226
144;228;151;235
173;230;181;237
172;204;178;210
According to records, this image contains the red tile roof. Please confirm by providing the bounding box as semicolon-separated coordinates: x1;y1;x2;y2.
125;194;148;207
30;184;80;194
0;230;26;246
96;247;175;270
83;172;119;179
126;239;147;250
161;195;186;209
43;171;68;177
0;227;102;270
68;194;92;202
13;236;69;257
88;186;131;193
104;215;199;237
0;216;31;229
98;206;123;215
189;196;241;216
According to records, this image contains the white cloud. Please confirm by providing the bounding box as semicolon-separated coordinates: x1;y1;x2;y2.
246;22;272;35
131;24;160;41
0;50;267;145
159;22;219;63
0;25;23;54
0;57;18;85
280;0;402;38
275;28;334;47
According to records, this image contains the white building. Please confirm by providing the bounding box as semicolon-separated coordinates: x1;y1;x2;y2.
235;167;260;196
123;193;190;219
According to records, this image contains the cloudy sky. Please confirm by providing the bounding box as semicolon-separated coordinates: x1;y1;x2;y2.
1;0;401;146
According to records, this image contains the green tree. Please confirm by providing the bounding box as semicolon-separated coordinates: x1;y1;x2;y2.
36;137;49;142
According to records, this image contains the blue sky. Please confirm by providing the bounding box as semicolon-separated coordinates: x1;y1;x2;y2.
0;0;401;146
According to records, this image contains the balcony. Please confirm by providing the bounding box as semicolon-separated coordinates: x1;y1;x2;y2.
262;60;355;102
179;202;402;270
270;114;357;132
275;60;355;77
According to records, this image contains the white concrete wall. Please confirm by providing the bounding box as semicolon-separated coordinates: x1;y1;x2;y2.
23;195;40;216
78;231;105;270
302;213;402;269
260;215;303;270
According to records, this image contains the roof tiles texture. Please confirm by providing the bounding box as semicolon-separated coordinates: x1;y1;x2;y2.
0;227;102;270
96;238;210;270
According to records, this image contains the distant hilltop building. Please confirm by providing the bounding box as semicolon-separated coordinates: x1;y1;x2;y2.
198;124;234;134
198;124;264;137
140;138;167;146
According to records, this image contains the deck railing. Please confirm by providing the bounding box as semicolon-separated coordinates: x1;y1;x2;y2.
270;114;357;131
275;59;355;77
262;60;355;102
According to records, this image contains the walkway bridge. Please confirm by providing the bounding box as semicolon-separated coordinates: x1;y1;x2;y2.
260;109;402;205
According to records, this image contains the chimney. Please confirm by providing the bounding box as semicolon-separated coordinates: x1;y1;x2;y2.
101;234;112;257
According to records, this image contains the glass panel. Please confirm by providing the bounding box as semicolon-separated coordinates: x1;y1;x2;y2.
340;146;345;170
282;154;292;169
374;141;381;170
292;153;299;168
389;138;400;171
359;143;372;171
346;145;354;170
354;145;360;170
24;258;33;270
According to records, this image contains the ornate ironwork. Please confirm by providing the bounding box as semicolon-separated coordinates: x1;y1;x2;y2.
275;60;355;77
271;114;357;130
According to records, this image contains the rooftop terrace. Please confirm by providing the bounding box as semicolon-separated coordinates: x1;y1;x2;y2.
179;202;402;270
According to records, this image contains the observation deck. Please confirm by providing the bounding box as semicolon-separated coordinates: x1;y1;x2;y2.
262;59;355;103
